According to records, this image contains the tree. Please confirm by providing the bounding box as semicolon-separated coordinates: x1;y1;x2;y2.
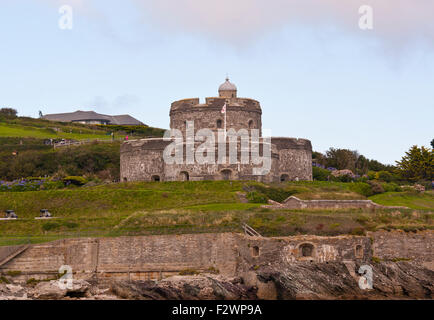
431;139;434;149
396;145;433;182
325;148;358;172
0;108;17;118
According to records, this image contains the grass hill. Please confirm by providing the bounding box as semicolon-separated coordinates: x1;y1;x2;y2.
0;181;432;246
0;116;166;181
0;116;165;140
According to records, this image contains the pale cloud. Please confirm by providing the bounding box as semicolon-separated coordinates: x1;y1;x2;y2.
133;0;434;45
39;0;434;46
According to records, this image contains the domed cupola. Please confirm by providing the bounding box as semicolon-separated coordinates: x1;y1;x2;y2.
218;77;237;98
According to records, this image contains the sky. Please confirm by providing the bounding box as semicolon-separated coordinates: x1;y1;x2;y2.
0;0;433;164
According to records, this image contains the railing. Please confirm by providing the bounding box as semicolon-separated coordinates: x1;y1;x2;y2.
242;223;262;237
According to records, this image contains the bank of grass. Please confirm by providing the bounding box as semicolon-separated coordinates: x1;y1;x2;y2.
0;123;111;140
0;181;432;246
369;191;434;210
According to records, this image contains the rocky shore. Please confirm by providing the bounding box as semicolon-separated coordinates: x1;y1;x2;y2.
1;261;432;300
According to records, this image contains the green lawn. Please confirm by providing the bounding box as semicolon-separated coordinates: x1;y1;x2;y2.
0;181;432;245
369;191;434;210
0;123;111;140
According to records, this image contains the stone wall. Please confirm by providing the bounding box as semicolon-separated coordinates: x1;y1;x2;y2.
368;230;434;270
120;139;170;182
263;196;408;210
0;233;387;282
272;138;313;181
170;97;262;134
120;138;312;182
0;234;238;281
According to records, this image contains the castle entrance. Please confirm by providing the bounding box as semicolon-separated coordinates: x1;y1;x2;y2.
179;171;189;181
221;169;232;181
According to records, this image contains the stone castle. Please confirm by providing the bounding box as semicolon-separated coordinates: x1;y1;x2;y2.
120;78;312;182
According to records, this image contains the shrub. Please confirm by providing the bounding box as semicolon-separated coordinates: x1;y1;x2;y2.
63;176;88;186
312;166;330;181
42;222;61;231
382;182;401;192
367;171;377;180
245;184;295;203
0;108;17;119
0;276;10;284
348;182;373;197
376;171;394;182
368;181;385;194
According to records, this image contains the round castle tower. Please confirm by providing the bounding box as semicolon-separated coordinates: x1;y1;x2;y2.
120;79;313;182
170;77;262;136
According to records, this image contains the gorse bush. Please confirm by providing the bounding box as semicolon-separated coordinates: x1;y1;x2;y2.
312;166;330;181
376;171;395;182
348;182;374;197
382;182;401;192
245;183;296;203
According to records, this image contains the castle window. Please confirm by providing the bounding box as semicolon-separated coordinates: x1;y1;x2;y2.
280;174;289;182
151;175;161;182
123;177;128;182
217;119;223;129
299;243;314;257
355;245;363;259
248;120;254;129
252;246;260;257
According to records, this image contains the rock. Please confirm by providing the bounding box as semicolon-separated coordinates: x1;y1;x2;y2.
67;279;91;296
110;275;257;300
31;279;90;300
0;283;28;300
31;281;67;300
254;261;434;300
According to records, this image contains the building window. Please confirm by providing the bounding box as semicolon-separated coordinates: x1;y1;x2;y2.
299;243;314;257
217;119;223;129
248;120;254;129
280;174;289;182
252;246;260;257
151;175;161;182
123;177;128;182
355;245;363;259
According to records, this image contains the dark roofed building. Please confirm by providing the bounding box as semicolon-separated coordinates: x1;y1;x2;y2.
42;110;143;126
